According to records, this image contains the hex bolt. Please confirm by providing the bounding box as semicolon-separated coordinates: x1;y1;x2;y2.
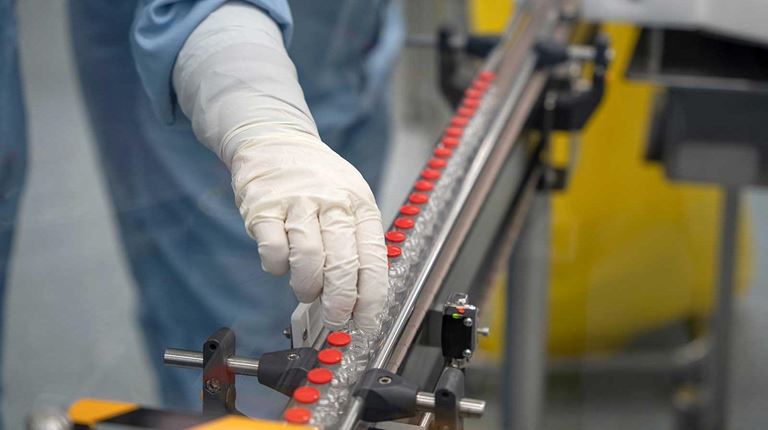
205;378;221;394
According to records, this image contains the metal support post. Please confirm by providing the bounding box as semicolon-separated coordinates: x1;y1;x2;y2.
501;193;551;430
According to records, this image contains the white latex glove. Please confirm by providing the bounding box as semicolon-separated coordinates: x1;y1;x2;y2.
172;1;388;331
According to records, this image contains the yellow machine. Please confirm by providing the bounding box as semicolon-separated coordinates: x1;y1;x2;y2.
471;11;752;356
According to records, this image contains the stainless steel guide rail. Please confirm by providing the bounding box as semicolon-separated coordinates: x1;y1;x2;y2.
335;1;573;428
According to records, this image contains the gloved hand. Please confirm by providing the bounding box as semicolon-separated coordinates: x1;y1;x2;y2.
172;1;388;331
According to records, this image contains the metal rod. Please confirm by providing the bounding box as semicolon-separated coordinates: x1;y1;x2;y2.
415;392;486;417
707;187;740;430
417;412;434;429
163;348;260;376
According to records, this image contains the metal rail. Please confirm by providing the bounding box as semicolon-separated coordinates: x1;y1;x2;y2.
163;348;260;377
336;1;571;428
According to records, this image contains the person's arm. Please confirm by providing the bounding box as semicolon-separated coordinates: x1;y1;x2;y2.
134;1;388;332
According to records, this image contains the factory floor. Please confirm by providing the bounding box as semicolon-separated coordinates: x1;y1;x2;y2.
5;1;767;429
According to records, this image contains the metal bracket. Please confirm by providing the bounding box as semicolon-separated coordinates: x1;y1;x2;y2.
438;27;501;107
164;327;318;409
434;367;466;430
290;300;324;348
354;369;486;426
202;328;238;416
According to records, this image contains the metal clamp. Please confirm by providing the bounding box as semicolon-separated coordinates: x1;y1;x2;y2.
164;327;319;410
353;369;485;426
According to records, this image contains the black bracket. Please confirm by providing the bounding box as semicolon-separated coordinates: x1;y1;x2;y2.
434;367;466;430
257;347;318;396
533;33;611;132
529;33;612;191
168;327;318;416
202;328;238;416
354;369;419;423
438;27;501;107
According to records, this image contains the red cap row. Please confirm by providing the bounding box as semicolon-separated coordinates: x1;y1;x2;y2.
385;70;495;262
284;331;352;424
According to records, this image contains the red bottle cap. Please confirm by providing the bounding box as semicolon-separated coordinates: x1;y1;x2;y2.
472;80;490;91
434;147;453;158
327;331;351;347
318;348;342;365
307;368;333;385
399;205;420;216
421;169;441;181
428;158;447;169
450;116;469;127
385;231;407;243
465;88;483;99
394;217;415;229
414;180;434;191
409;192;429;204
445;127;464;138
462;98;480;109
284;407;311;424
457;106;476;117
478;70;496;81
442;136;460;148
293;386;320;404
387;245;402;258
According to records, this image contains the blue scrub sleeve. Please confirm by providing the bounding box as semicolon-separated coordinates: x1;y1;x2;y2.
131;0;293;124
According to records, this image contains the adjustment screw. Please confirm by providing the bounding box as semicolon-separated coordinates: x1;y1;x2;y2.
378;376;393;385
205;378;221;394
282;327;292;339
462;349;473;359
477;327;490;337
463;318;473;327
287;353;300;361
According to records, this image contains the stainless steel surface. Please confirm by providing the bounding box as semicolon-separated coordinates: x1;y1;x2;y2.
501;194;551;430
417;412;434;428
414;392;486;417
335;1;570;428
375;0;558;375
226;356;261;377
707;187;741;429
163;349;260;376
384;0;569;376
163;349;203;368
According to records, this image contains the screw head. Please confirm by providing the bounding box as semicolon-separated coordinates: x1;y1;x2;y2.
205;378;221;394
282;327;292;339
378;376;393;385
462;349;473;359
287;353;300;361
463;318;473;327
